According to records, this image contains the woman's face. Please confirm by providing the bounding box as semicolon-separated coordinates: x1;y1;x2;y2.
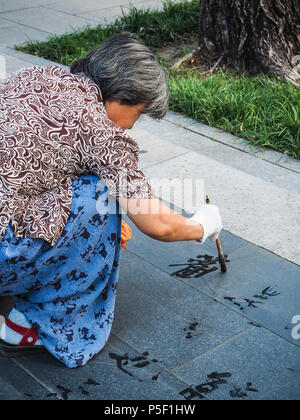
105;100;146;131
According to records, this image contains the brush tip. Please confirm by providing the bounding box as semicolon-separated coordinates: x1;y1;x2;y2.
220;262;227;273
219;255;227;273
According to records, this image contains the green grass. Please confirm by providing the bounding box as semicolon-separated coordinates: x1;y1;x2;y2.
15;0;300;159
169;69;300;159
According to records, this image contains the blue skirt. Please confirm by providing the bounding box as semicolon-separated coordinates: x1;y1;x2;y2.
0;175;122;368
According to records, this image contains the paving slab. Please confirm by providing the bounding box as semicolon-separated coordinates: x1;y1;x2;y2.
0;17;13;29
45;0;127;15
0;1;51;14
2;241;298;400
127;125;189;170
123;213;300;347
46;0;165;14
112;251;251;371
77;2;167;25
0;7;97;37
9;334;189;400
0;22;50;48
181;244;300;347
0;378;25;400
46;0;167;25
131;0;167;8
171;327;300;400
77;7;131;25
0;356;53;400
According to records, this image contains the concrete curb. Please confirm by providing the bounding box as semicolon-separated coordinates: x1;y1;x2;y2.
0;44;69;69
165;111;300;174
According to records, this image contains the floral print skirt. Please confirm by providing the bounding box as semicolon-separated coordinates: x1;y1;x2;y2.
0;175;122;368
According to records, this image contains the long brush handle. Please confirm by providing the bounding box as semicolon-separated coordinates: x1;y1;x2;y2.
216;237;227;273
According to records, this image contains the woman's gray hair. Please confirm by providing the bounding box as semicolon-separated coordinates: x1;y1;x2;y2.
70;32;169;119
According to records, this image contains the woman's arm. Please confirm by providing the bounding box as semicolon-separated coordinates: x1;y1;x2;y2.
117;197;204;242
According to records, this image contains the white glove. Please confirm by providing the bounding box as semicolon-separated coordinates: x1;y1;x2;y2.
191;204;222;244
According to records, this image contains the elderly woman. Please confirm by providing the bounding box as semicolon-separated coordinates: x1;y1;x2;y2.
0;33;222;368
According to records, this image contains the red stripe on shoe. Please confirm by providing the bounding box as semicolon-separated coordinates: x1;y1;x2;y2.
5;317;40;346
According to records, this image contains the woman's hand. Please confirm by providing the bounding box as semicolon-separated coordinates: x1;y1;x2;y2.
191;204;223;244
117;197;205;242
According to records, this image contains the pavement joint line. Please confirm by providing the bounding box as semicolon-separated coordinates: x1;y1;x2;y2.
175;266;300;349
42;5;104;19
180;275;300;350
164;117;300;175
0;16;55;36
168;326;255;375
0;381;25;399
10;358;62;400
120;253;231;334
124;247;300;350
141;150;191;171
124;247;249;318
165;369;211;400
38;4;115;24
43;4;129;16
110;331;209;395
0;6;46;15
228;237;300;268
0;6;96;38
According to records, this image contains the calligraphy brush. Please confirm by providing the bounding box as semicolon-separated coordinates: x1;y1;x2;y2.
206;195;227;273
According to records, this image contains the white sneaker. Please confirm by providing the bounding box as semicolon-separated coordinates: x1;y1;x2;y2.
0;308;43;348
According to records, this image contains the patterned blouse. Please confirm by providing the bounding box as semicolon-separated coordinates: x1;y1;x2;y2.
0;65;152;246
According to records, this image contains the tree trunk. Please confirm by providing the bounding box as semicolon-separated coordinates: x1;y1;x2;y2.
199;0;300;82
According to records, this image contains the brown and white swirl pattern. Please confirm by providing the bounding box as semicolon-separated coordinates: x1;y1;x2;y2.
0;66;152;246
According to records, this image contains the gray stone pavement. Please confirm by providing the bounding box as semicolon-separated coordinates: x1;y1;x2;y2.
0;0;299;401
